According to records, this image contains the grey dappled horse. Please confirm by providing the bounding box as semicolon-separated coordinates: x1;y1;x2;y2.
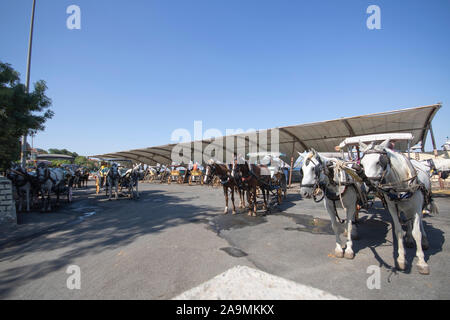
299;150;361;259
106;163;120;200
359;139;435;274
36;163;66;212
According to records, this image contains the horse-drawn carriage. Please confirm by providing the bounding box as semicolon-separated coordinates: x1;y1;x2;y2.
247;152;288;206
94;159;140;199
187;162;204;185
7;161;75;212
167;165;187;184
296;132;437;274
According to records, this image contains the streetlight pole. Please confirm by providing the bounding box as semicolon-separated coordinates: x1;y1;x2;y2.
21;0;37;167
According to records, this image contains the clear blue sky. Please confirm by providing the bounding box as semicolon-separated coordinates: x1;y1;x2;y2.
1;0;449;156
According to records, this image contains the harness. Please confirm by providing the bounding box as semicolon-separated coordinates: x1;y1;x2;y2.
9;169;30;188
207;164;230;185
360;150;422;201
37;167;57;185
300;156;361;224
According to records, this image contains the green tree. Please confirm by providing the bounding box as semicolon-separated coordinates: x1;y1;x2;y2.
48;148;78;157
0;61;53;171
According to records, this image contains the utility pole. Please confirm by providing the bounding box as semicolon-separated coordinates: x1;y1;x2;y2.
20;0;37;167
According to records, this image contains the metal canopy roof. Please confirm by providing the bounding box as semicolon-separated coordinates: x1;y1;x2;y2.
91;104;441;165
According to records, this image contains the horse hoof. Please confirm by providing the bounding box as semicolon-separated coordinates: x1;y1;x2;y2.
344;250;355;260
422;237;430;250
417;264;430;275
334;250;344;258
396;261;406;271
252;213;257;217
232;211;236;215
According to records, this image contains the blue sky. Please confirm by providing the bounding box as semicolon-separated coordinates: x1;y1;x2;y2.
1;0;449;156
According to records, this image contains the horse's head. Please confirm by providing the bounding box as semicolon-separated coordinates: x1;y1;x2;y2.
36;164;49;184
294;151;308;168
300;149;323;198
203;160;216;184
231;155;249;178
359;139;390;186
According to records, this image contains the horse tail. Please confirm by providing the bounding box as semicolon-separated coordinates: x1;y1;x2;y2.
430;197;439;215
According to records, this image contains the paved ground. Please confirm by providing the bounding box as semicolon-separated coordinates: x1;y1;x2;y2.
0;180;449;299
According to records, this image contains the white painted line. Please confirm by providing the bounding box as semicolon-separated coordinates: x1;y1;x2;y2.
173;265;347;300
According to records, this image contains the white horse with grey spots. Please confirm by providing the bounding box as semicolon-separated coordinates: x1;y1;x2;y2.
106;163;120;200
299;150;362;259
359;139;434;274
36;163;67;212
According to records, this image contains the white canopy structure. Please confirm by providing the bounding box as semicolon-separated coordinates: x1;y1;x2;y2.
91;103;441;166
337;133;414;149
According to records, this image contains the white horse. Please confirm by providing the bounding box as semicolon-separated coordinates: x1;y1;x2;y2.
359;139;431;274
36;164;66;212
106;163;120;200
121;164;140;199
299;150;361;259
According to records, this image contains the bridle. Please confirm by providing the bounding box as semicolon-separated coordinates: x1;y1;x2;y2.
360;149;419;200
299;156;323;190
208;163;231;185
37;166;56;185
360;149;391;184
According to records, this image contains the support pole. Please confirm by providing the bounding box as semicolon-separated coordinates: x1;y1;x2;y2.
288;142;295;188
20;0;37;168
429;124;444;189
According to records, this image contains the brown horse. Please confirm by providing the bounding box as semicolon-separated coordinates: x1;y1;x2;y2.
204;161;245;214
233;160;271;216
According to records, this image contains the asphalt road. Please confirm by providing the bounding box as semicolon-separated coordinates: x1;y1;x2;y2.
0;180;449;299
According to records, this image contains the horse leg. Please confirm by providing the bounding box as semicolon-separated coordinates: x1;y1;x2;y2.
47;188;52;212
385;199;406;270
412;211;429;274
325;199;345;258
247;189;253;216
231;187;236;214
17;189;23;212
263;188;269;212
26;186;30;212
56;188;60;207
404;218;415;248
136;180;139;199
40;189;45;213
420;220;429;250
344;195;357;259
108;179;112;200
252;186;257;217
223;186;228;214
239;189;245;209
115;180;119;200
